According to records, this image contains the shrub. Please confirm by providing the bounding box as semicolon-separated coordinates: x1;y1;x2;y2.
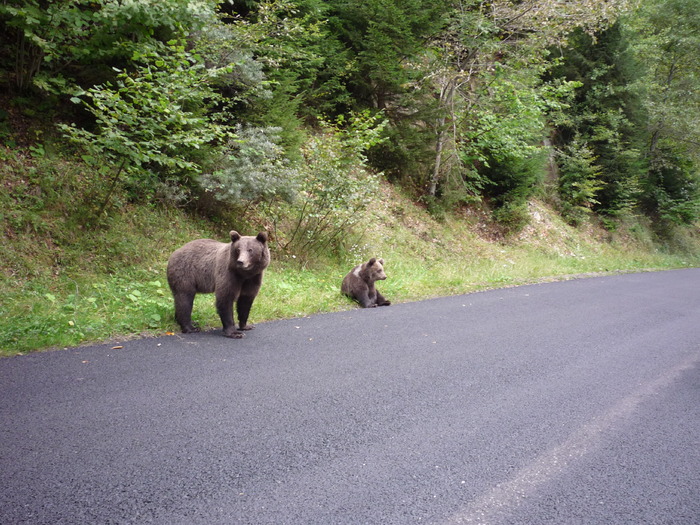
57;41;234;223
556;139;604;225
198;126;299;207
261;112;387;261
481;150;548;231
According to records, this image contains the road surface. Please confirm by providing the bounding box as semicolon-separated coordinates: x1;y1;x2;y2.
1;269;699;524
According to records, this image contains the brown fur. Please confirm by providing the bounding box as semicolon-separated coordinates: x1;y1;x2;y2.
167;231;270;338
341;257;391;308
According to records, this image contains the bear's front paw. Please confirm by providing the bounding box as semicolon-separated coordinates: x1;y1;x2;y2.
381;301;391;306
182;325;201;334
239;324;255;331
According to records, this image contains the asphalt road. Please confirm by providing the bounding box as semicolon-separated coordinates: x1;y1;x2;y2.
1;269;699;524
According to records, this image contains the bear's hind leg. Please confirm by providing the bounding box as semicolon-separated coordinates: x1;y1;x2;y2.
376;290;391;306
356;290;376;308
173;291;199;333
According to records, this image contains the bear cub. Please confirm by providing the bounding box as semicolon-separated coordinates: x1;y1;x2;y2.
341;257;391;308
167;231;270;338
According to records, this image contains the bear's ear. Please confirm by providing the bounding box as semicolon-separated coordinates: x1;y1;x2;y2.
230;230;241;242
368;257;377;265
378;258;384;266
256;232;268;244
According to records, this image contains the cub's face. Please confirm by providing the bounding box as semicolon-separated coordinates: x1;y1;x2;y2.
231;231;270;273
366;258;387;282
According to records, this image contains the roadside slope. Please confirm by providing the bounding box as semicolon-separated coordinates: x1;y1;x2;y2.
1;175;698;355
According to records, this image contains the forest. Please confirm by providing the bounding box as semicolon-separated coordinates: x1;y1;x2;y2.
3;0;699;230
1;0;699;352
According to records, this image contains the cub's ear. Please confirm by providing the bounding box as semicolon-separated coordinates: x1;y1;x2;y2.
256;232;268;244
230;230;241;242
378;258;385;265
368;257;377;265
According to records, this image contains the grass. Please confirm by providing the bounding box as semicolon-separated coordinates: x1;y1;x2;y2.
2;173;697;357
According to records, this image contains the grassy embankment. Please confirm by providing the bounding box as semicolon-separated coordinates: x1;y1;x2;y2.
2;146;699;356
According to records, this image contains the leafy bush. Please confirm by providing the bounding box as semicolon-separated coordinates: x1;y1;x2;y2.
58;41;234;223
261;112;387;261
644;145;700;225
491;200;532;233
0;0;218;93
549;25;647;218
481;150;548;231
198;126;299;207
556;139;604;225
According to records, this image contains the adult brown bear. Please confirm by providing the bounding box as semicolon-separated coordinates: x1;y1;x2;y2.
167;231;270;338
341;257;391;308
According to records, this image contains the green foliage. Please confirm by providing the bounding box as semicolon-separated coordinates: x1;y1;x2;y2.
378;0;584;215
327;0;445;110
550;24;646;217
320;0;448;192
626;0;700;152
221;0;352;120
644;145;700;225
57;42;235;221
556;139;604;225
199;126;299;207
0;0;218;93
2;0;700;358
482;150;549;231
452;56;561;228
262;112;387;261
9;0;695;235
463;69;552;167
460;72;569;223
0;147;93;245
0;274;173;353
624;0;700;224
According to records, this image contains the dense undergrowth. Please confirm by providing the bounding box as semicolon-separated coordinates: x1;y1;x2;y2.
2;143;698;356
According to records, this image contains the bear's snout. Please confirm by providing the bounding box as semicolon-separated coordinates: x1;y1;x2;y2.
235;250;255;270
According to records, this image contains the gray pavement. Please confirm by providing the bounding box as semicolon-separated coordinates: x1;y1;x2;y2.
1;269;699;524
